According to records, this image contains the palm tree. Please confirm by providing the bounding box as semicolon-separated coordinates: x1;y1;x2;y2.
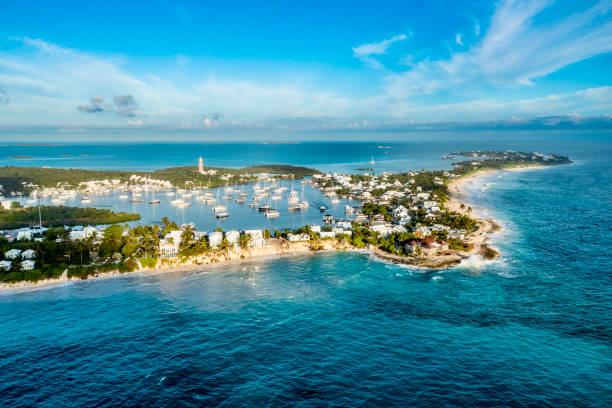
460;203;465;211
467;206;472;214
238;233;251;249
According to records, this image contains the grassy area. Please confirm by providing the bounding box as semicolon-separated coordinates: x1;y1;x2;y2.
0;206;140;229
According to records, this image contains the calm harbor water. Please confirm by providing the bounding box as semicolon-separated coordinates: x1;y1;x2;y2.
0;137;611;407
12;182;358;232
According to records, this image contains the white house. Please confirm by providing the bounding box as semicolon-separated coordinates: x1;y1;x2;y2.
308;225;321;233
193;231;207;241
370;224;393;237
69;226;99;241
332;227;352;236
208;231;223;248
159;239;179;257
225;230;240;247
320;231;336;239
4;249;22;259
1;200;12;210
244;230;265;247
21;249;36;259
0;260;11;270
21;260;35;270
287;233;310;242
164;230;183;245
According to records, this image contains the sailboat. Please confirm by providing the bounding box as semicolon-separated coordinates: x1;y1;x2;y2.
370;156;376;165
129;191;142;202
212;188;227;213
149;188;160;204
298;184;309;209
288;177;299;204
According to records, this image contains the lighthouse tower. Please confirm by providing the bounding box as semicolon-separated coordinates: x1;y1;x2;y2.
198;157;204;173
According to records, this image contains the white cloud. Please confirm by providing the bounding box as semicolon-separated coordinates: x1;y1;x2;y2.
386;0;612;98
352;34;408;69
455;33;463;46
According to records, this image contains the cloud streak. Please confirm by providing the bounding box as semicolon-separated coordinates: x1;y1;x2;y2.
352;34;408;69
385;0;612;98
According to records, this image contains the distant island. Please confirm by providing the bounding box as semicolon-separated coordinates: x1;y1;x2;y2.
0;163;321;195
0;151;571;288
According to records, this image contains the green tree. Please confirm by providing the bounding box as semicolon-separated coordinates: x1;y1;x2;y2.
238;233;251;249
100;224;124;258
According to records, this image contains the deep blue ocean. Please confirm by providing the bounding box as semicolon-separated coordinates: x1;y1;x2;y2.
1;137;611;407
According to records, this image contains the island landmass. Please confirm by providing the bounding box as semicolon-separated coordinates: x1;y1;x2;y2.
0;150;571;289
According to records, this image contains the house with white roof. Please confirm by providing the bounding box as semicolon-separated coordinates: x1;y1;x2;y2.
159;239;179;257
0;260;11;270
287;233;310;242
225;230;240;247
21;249;36;259
21;260;35;271
319;231;336;239
5;249;22;259
244;230;265;247
208;231;223;248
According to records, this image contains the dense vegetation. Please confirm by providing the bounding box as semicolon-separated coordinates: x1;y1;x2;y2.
0;164;321;194
0;206;140;229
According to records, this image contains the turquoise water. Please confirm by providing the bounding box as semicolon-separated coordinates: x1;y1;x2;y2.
0;139;611;406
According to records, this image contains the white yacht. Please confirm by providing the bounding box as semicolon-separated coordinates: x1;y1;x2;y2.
264;209;280;218
331;198;341;205
213;203;227;213
215;211;229;218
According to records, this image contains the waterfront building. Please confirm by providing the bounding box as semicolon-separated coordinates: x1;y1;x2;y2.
159;239;179;257
287;233;310;242
21;260;36;271
208;231;223;248
320;231;336;239
226;230;240;247
0;260;11;271
244;230;265;247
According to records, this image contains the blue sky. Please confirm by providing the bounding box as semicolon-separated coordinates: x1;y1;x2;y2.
0;0;610;137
